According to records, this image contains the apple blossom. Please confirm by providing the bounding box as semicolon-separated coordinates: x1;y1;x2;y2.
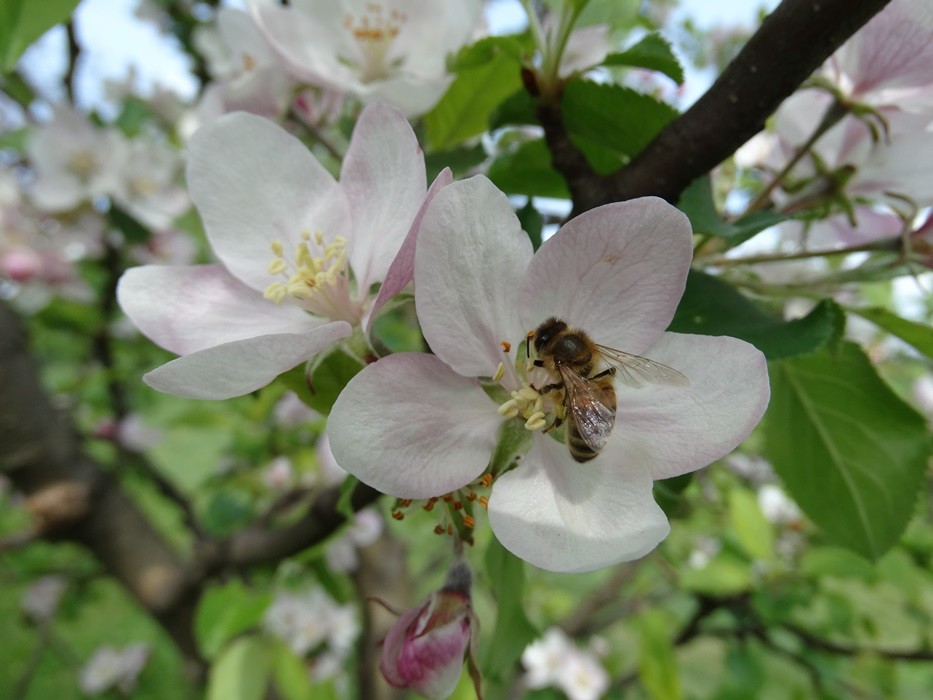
26;105;127;213
192;7;294;122
824;0;933;112
330;176;770;572
111;137;189;230
250;0;483;117
78;643;151;696
264;587;359;659
379;560;480;700
522;628;609;700
118;102;433;399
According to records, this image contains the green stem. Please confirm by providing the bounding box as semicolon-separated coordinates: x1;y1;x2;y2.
741;99;849;217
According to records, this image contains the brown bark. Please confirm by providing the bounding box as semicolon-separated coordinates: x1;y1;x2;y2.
541;0;895;214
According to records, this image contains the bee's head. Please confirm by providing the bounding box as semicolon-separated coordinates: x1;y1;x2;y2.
533;317;567;352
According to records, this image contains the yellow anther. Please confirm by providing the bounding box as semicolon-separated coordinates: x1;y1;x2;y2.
267;258;288;275
270;240;284;257
314;230;324;246
518;386;539;402
524;412;546;431
497;399;519;418
301;230;311;241
264;282;287;303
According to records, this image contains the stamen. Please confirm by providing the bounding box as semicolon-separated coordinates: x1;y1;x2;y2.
262;232;363;324
500;341;511;353
493;362;505;383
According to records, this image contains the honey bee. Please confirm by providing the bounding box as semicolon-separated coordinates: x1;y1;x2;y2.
530;317;689;463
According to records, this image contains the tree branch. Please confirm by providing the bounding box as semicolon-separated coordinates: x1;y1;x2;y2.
559;0;894;213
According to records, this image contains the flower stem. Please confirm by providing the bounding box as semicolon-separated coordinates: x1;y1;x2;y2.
702;239;890;268
740;99;848;217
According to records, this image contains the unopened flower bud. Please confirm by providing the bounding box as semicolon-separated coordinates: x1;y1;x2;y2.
379;561;482;699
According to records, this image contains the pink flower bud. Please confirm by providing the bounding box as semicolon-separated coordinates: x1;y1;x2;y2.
379;562;481;699
1;248;42;282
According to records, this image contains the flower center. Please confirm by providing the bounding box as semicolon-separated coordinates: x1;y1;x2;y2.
343;3;405;82
493;342;566;434
263;231;364;324
67;150;97;180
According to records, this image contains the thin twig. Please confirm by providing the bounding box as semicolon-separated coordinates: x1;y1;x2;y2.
64;22;80;103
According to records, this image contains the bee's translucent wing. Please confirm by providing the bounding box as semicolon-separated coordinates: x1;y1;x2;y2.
559;365;615;451
595;344;690;389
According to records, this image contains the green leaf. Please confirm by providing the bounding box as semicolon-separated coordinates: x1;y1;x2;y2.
425;38;524;151
847;306;933;358
424;143;487;181
800;546;878;582
574;0;641;28
447;34;526;72
481;538;539;680
638;611;683;700
680;550;753;596
270;642;316;700
669;271;845;360
766;342;931;559
653;473;693;517
0;0;80;72
677;176;787;245
206;636;270;700
108;204;151;244
487;138;570;199
517;198;544;251
195;581;272;660
729;488;774;561
488;88;538;130
279;349;364;415
0;125;27;150
562;78;678;165
603;33;685;84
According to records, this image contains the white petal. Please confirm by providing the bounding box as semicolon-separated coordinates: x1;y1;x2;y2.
355;74;453;118
117;264;321;355
616;333;770;481
249;0;357;87
415;176;532;378
187;112;351;292
342;103;426;291
328;353;503;499
520;198;693;354
143;323;351;399
488;434;670;573
366;167;452;334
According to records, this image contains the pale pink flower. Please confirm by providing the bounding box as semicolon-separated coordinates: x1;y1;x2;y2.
379;560;478;700
250;0;483;117
118;103;436;399
20;575;68;623
26;105;127;212
330;177;770;572
111;137;189;230
193;7;294;123
78;643;151;696
757;484;803;526
522;628;609;700
264;587;359;658
825;0;933;112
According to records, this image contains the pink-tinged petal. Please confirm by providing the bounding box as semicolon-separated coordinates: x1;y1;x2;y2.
380;591;472;699
488;434;670;573
835;0;933;96
187;112;351;292
617;332;770;481
415;176;533;378
328;353;502;499
117;264;321;355
367;168;452;334
355;74;454;118
249;0;356;87
342;103;427;291
520;198;693;354
143;324;351;399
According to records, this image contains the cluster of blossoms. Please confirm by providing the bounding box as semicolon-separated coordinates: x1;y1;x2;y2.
263;587;359;680
78;643;151;696
521;628;610;700
736;0;933;248
117;87;770;574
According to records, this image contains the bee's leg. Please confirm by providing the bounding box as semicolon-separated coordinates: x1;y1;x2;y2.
533;359;545;368
589;367;615;381
540;382;563;394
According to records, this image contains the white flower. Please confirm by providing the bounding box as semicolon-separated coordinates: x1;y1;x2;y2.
78;643;151;696
250;0;483;117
